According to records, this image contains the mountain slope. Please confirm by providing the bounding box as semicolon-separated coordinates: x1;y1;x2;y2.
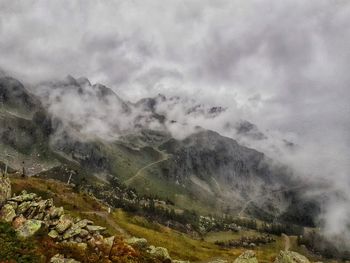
0;74;322;226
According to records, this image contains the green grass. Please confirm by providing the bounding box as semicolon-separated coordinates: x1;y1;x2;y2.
112;209;242;262
9;177;330;263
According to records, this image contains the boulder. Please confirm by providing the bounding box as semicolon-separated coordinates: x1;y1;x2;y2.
34;212;44;220
56;215;73;233
48;206;64;219
125;237;148;249
7;201;18;210
0;203;16;222
234;250;258;263
10;192;37;202
48;229;59;239
12;214;27;229
50;254;81;263
17;201;32;214
76;242;87;251
274;251;310;263
148;245;171;261
36;200;48;213
27;206;39;219
74;219;90;229
78;229;89;238
63;226;82;240
85;225;106;232
16;219;42;238
87;237;97;248
0;175;11;206
98;236;115;255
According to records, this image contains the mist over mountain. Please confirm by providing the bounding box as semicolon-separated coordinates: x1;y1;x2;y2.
0;1;350;260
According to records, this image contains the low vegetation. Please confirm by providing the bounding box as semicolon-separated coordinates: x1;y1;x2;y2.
0;222;41;262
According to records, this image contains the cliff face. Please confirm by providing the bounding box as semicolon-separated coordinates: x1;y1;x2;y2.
158;130;279;200
0;77;41;117
160;130;267;182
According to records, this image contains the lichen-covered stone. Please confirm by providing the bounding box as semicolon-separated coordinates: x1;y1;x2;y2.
0;175;11;205
16;219;42;238
27;206;39;219
48;229;59;239
125;237;148;249
10;192;37;202
7;201;18;210
63;226;82;240
56;215;73;233
274;251;310;263
34;212;44;220
62;219;92;239
234;250;258;263
12;214;26;229
17;201;31;214
50;253;81;263
78;229;89;238
74;219;90;229
148;245;171;261
48;206;64;219
96;236;115;255
85;225;106;232
0;203;16;222
36;200;48;213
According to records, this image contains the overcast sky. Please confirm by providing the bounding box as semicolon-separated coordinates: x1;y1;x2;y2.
1;0;350;240
1;0;349;134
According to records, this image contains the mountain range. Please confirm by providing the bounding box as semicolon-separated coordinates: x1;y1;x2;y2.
0;73;323;227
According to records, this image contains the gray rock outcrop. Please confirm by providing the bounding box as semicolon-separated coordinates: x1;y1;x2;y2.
274;251;310;263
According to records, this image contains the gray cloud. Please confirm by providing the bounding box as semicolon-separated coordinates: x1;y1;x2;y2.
1;0;350;243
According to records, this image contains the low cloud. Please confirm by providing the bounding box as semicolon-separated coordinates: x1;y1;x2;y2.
1;0;350;244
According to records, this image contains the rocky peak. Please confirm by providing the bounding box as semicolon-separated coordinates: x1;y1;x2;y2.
0;76;40;113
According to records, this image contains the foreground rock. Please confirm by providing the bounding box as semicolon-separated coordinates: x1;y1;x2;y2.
0;174;11;205
0;189;190;262
0;190;111;255
0;203;16;222
148;245;171;262
125;236;148;249
274;251;310;263
50;253;81;263
234;250;258;263
16;219;42;238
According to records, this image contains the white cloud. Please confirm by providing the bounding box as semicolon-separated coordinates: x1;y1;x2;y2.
1;0;350;243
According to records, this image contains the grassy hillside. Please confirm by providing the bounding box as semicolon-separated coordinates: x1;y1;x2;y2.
8;176;328;263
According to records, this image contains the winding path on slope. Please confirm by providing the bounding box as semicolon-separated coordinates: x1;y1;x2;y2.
238;185;308;217
124;150;169;186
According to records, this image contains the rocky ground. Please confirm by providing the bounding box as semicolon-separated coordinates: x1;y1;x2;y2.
0;174;315;263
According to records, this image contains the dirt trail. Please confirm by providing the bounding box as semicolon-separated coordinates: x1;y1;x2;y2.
125;151;168;185
82;211;130;237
